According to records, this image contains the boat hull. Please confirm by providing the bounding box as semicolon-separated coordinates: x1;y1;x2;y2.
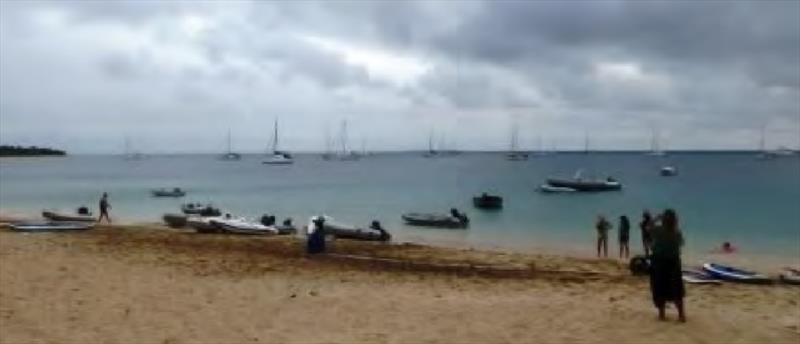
10;221;94;232
402;213;468;229
702;263;772;284
545;178;622;192
472;195;503;209
42;210;95;222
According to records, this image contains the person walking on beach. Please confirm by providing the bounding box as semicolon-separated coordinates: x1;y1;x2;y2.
640;210;654;256
98;192;111;224
595;215;612;258
649;209;686;322
619;215;630;260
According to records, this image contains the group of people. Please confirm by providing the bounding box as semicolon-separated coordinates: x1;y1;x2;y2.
596;209;686;322
595;210;660;260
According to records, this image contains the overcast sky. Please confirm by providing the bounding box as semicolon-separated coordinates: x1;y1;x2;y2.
1;0;798;153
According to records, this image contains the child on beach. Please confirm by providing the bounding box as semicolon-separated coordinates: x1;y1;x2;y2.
595;215;612;258
619;215;630;259
97;192;111;224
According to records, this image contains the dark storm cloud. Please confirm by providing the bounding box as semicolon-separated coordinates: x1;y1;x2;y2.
1;0;798;152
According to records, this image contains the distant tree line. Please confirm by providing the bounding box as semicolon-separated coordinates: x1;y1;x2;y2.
0;145;66;156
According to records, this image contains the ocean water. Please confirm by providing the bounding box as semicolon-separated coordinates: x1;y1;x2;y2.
1;153;798;259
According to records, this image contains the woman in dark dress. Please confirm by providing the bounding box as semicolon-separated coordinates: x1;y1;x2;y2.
649;209;686;322
618;215;630;259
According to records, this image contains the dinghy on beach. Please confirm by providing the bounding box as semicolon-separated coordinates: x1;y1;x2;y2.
42;209;95;222
702;263;772;284
211;217;278;235
9;221;94;232
779;268;800;285
304;216;391;241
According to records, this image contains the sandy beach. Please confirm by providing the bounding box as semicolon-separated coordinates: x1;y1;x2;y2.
0;222;798;344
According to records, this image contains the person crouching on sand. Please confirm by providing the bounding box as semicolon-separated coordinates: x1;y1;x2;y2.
595;215;612;258
98;192;111;224
649;209;686;322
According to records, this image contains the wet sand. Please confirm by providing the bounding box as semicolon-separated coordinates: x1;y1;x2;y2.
0;223;798;343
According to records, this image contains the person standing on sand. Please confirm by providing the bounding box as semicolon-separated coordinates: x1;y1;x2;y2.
595;215;612;258
640;210;654;256
98;192;111;224
618;215;630;259
649;208;686;322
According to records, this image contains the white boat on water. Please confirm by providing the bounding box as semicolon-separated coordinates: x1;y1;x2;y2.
263;119;294;165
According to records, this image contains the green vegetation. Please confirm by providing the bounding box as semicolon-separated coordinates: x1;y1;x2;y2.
0;145;66;157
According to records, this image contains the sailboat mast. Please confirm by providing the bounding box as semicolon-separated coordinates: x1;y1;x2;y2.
227;129;232;154
584;132;589;154
272;119;279;153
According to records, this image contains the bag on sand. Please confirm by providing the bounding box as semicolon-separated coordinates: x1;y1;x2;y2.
629;255;651;276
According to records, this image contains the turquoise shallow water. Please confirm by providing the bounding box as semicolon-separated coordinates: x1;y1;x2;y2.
1;153;798;258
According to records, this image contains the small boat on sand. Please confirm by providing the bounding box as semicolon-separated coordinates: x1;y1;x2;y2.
259;215;297;235
181;203;221;216
42;209;95;222
9;221;94;232
779;268;800;285
151;188;186;197
305;216;391;241
187;216;222;233
402;209;469;229
473;193;503;209
702;263;772;284
682;269;722;284
162;213;188;228
210;217;278;235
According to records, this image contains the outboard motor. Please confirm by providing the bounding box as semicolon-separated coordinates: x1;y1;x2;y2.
370;220;391;241
77;206;90;215
261;214;276;226
283;218;293;226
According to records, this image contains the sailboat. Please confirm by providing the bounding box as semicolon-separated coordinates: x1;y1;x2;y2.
756;125;797;159
506;122;528;160
123;137;144;161
262;119;293;165
219;129;241;161
335;120;360;161
645;127;667;156
423;130;438;158
321;125;334;160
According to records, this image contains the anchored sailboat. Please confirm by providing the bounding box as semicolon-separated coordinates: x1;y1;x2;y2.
219;129;241;161
645;127;666;156
262;119;293;165
336;120;360;161
123;137;143;161
506;122;528;160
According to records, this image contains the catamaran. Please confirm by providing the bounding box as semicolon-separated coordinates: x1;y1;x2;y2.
645;127;667;156
262;119;293;165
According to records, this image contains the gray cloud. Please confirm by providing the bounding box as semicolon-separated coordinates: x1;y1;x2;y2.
1;0;798;153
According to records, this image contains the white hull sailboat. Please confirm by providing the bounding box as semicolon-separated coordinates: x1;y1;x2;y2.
335;120;361;161
645;127;667;156
219;129;241;161
262;119;293;165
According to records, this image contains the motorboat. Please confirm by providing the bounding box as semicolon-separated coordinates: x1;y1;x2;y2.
473;193;503;209
544;178;621;192
305;216;391;241
9;221;94;232
702;263;772;284
210;217;278;235
181;203;221;216
151;188;186;197
539;184;577;193
42;208;95;222
259;215;297;235
162;213;188;228
660;166;678;176
187;216;223;233
779;268;800;285
402;209;469;229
